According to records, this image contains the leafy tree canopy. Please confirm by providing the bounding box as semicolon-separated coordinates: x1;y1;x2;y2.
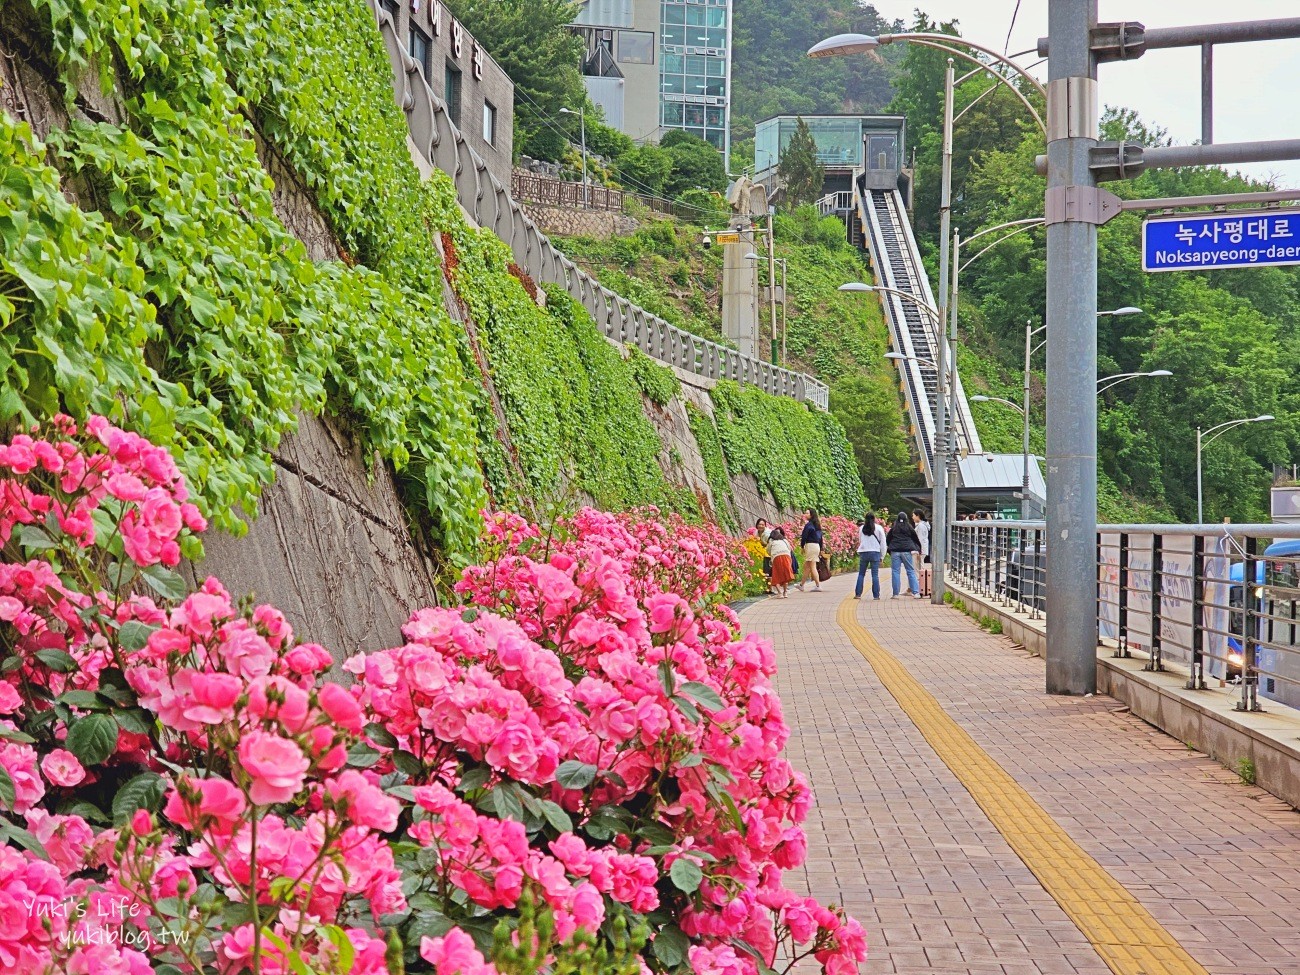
777;117;824;208
444;0;585;160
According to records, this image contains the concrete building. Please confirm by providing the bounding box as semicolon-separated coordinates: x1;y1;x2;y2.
571;0;732;157
380;0;515;187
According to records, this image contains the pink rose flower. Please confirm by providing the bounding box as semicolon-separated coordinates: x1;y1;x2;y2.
40;749;85;788
237;731;309;805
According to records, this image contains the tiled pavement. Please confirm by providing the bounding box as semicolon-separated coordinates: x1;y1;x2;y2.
738;573;1300;975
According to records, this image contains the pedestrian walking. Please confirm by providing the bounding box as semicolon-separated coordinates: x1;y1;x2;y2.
887;510;923;598
797;509;824;592
854;512;887;600
912;508;931;596
755;518;773;585
767;528;795;598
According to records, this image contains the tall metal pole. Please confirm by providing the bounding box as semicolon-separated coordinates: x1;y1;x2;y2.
780;259;788;366
767;210;779;365
1045;0;1099;695
1196;426;1204;522
946;229;960;540
1201;43;1214;145
931;58;955;604
1022;320;1033;517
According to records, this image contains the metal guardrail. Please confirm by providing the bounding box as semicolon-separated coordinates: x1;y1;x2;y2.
816;191;854;216
950;520;1300;713
369;4;829;410
511;173;624;212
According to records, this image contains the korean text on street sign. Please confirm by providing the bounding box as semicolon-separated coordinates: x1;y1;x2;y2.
1143;211;1300;272
714;232;741;245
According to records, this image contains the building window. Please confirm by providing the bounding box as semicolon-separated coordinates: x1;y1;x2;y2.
444;63;462;125
617;30;654;64
483;101;497;145
408;24;431;79
380;0;399;25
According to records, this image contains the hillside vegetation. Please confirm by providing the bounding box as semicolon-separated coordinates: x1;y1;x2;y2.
552;208;917;508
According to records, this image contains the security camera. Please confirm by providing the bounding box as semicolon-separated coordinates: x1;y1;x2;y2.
986;455;996;463
701;234;712;249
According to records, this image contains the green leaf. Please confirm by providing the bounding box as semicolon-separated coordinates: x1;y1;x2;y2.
405;910;455;944
65;713;118;765
141;564;188;601
112;771;166;825
491;783;524;823
555;760;598;790
14;524;58;552
115;708;155;735
652;924;689;968
677;752;703;768
0;724;35;744
657;659;676;696
392;750;423;778
0;820;49;860
34;648;77;673
364;722;398;749
680;681;724;712
671;694;701;724
669;857;702;893
535;798;573;833
59;690;106;710
0;766;15;811
456;765;490;793
322;924;356;974
57;799;110;824
117;620;158;651
347;742;381;768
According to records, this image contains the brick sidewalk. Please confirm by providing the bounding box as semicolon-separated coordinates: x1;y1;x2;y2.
738;572;1300;975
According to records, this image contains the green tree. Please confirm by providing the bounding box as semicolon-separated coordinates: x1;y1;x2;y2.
777;117;824;208
830;375;914;505
443;0;584;160
615;145;674;197
661;133;727;197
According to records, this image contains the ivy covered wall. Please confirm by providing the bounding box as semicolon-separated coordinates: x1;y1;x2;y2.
0;0;863;574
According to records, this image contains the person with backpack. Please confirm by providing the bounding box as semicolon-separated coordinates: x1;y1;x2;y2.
854;512;888;600
887;510;923;599
797;509;824;592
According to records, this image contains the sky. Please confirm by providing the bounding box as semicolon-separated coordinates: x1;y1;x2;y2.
910;0;1300;186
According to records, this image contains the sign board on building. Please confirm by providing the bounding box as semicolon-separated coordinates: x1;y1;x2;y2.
714;232;740;245
1142;210;1300;272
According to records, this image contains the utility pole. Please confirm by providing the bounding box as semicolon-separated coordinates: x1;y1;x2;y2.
1044;0;1099;696
767;208;779;365
947;229;960;541
931;58;955;604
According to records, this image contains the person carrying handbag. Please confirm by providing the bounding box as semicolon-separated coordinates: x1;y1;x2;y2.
797;509;824;592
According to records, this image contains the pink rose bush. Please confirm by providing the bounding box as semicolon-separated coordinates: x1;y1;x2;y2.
0;416;866;974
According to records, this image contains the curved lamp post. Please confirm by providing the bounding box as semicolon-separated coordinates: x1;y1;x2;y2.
1197;415;1274;522
1097;369;1173;394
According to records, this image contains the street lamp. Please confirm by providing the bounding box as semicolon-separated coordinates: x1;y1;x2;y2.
559;107;588;207
1097;306;1143;317
1196;415;1274;522
1097;369;1173;394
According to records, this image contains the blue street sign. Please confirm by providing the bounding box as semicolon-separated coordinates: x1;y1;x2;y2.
1143;211;1300;272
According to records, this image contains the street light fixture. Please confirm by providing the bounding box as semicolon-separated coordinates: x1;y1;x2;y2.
1196;415;1274;522
1097;306;1143;318
1097;369;1173;394
559;108;588;207
970;395;1023;414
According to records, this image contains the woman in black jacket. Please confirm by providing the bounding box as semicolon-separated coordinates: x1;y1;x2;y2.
797;509;824;592
886;510;922;598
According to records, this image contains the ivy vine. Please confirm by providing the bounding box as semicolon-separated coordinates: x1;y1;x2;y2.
710;381;864;517
685;404;736;531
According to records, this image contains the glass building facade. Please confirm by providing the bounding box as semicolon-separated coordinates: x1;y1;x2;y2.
754;116;905;176
658;0;731;153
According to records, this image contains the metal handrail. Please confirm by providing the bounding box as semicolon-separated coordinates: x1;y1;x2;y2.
949;520;1300;713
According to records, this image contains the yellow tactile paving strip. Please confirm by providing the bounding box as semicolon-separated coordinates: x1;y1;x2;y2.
836;597;1211;975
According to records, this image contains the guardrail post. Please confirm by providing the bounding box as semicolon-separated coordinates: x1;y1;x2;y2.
1030;527;1044;620
1116;532;1130;657
1016;527;1028;614
1236;536;1263;712
1148;533;1164;672
1188;533;1207;689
